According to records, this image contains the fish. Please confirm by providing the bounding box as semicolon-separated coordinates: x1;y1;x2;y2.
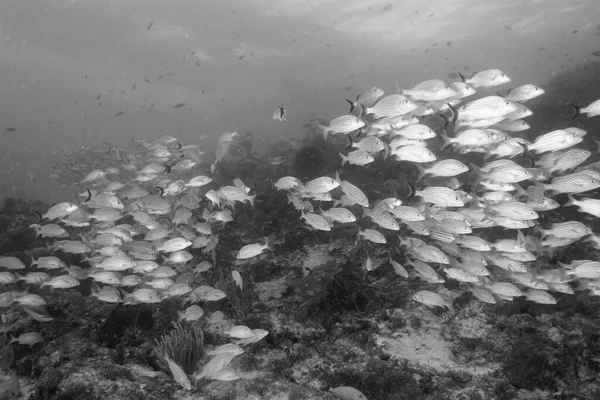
329;386;368;400
236;242;269;259
571;98;600;119
272;104;287;121
458;69;511;88
316;115;365;140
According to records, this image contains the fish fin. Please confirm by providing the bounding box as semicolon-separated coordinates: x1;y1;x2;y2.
334;170;342;183
249;194;257;207
344;135;353;151
84;189;92;202
405;182;415;199
570;103;581;119
344;99;355;113
447;103;458;125
395;80;403;93
34;211;42;223
338;153;348;166
439;113;450;128
382;142;390;160
440;130;453;151
564;194;577;207
457;72;466;83
416;165;427;180
316;124;330;140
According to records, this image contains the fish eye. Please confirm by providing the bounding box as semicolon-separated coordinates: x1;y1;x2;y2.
504;101;510;106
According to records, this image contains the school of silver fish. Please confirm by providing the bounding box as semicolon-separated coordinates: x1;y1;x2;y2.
1;132;271;388
2;67;600;397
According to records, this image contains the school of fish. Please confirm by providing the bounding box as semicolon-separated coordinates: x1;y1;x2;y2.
0;132;270;388
2;67;600;397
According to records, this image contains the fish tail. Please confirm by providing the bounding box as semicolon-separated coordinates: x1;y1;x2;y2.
339;152;348;166
34;210;42;224
457;72;467;83
249;194;257;207
570;103;581;119
317;124;329;140
405;182;415;199
344;99;355;113
440;130;453;151
564;194;577;207
355;103;366;118
382;142;391;160
416;165;427;180
344;135;353;151
447;103;458;125
439;113;450;128
84;188;92;202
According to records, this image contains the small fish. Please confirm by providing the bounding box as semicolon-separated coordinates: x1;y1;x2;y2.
272;104;287;121
413;290;453;310
146;20;154;30
115;111;124;116
174;102;186;108
317;115;365;140
178;305;204;322
236;242;269;260
458;69;511;88
164;355;192;390
269;156;287;165
571;98;600;119
339;149;374;166
10;332;44;347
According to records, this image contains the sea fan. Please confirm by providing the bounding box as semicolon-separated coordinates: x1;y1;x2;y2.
154;322;205;375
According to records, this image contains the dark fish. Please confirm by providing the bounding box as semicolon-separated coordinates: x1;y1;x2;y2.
196;61;200;66
115;111;124;116
446;41;452;46
381;4;392;12
572;30;578;34
132;83;137;90
96;94;101;100
250;52;254;57
174;103;186;108
447;72;458;79
591;51;600;57
5;127;16;132
238;55;245;60
428;13;434;18
147;21;154;30
145;78;150;83
539;47;545;52
202;89;205;94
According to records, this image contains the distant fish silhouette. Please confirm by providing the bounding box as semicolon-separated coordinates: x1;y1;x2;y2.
174;103;186;109
146;21;153;30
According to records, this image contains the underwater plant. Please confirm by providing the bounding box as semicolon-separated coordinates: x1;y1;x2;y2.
153;322;205;375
